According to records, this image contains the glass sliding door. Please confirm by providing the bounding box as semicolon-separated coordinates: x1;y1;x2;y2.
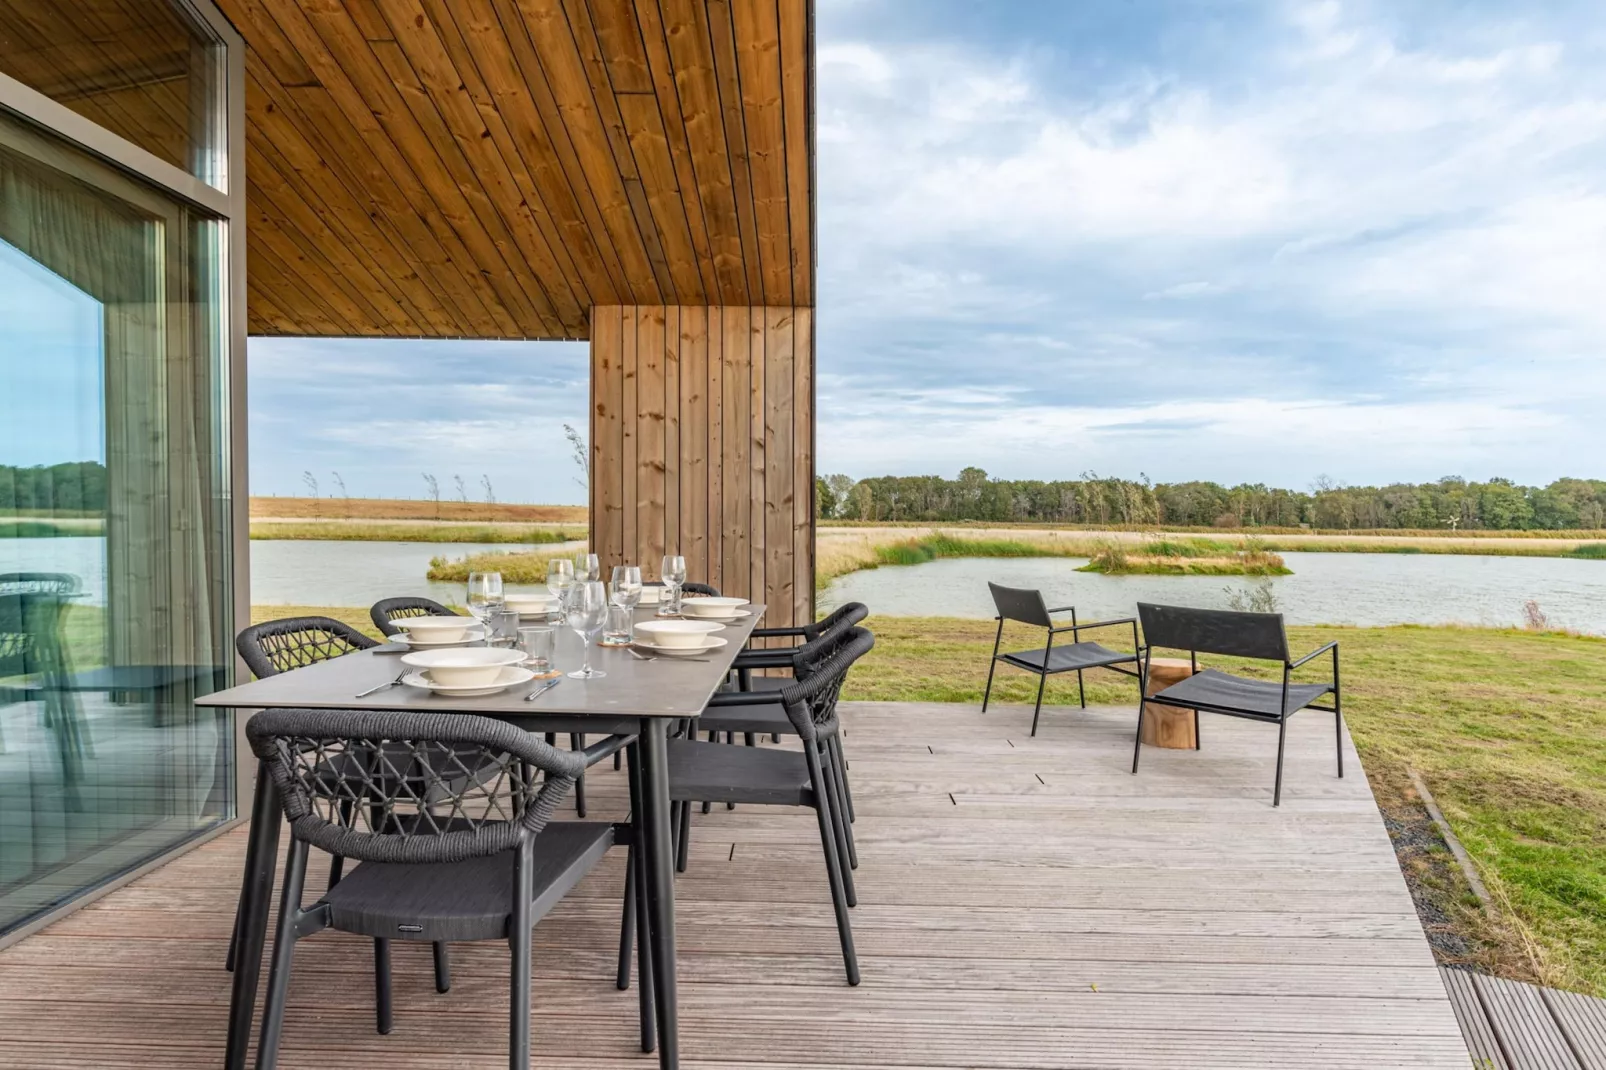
0;109;233;936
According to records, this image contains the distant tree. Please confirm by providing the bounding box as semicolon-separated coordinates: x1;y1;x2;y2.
480;474;497;504
815;476;837;520
422;473;440;519
330;471;348;501
453;474;468;503
563;423;589;493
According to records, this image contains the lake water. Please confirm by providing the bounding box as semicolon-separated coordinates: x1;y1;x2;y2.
819;551;1606;634
10;537;1605;633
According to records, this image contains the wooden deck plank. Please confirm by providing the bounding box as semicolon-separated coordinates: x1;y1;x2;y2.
1477;972;1584;1070
0;702;1469;1068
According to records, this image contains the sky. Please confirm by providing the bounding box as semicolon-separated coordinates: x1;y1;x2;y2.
12;1;1602;503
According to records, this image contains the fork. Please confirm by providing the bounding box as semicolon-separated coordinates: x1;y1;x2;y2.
629;649;711;664
355;671;409;698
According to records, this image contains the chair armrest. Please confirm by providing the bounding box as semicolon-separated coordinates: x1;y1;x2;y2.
1050;616;1136;635
1045;604;1077;614
1289;641;1338;670
751;625;808;638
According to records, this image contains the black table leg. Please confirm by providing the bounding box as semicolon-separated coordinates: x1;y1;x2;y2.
225;759;282;1070
637;718;679;1070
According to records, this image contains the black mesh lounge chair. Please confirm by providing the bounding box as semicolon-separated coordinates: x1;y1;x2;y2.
1133;603;1341;806
369;596;458;637
981;583;1143;736
627;626;874;985
244;710;642;1068
684;616;868;866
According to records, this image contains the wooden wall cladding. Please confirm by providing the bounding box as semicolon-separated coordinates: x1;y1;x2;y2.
591;305;812;628
212;0;814;340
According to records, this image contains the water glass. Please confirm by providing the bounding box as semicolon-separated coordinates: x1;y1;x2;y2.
546;559;575;620
518;625;556;673
466;571;504;621
566;580;609;679
601;603;634;646
486;606;520;648
575;552;601;582
659;554;687;616
610;564;643;609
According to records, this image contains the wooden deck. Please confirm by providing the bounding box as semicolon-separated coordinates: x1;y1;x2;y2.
0;701;1472;1069
1442;966;1606;1068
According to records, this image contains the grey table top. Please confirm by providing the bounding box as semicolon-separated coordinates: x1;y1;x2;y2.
197;605;765;724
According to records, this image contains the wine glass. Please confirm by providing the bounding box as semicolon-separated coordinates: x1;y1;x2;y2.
660;554;687;616
565;580;609;679
575;552;602;582
546;559;575;622
610;564;643;609
466;571;503;625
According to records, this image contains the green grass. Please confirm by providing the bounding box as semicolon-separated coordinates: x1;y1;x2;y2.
251;521;584;544
840;616;1606;995
1566;543;1606;559
0;518;104;538
1077;536;1291;576
872;533;1084;568
425;547;580;584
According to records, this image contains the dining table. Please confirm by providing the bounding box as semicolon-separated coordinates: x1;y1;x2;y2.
197;603;766;1070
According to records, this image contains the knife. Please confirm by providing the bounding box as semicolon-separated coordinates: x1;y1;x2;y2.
524;677;563;702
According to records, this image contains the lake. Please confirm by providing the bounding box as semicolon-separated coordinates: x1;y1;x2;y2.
9;538;1605;634
819;551;1606;634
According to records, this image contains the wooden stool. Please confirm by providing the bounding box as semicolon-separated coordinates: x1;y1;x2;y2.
1141;657;1199;749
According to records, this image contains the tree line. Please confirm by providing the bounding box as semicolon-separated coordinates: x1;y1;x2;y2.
0;462;106;514
814;469;1606;531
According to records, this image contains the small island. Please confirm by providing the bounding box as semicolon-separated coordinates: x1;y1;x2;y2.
1078;537;1292;576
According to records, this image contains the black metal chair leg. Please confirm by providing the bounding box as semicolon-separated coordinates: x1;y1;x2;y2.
771;732;780;743
675;796;691;873
1194;709;1201;750
256;839;309;1070
624;742;657;1054
571;733;587;817
433;941;451;993
1131;701;1146;774
614;749;622;771
702;733;716;814
744;731;756;747
617;854;635;990
981;658;998;713
224;884;243;973
1077;669;1086;708
724;733;736;809
1029;672;1048;737
807;744;859;985
373;939;394;1035
822;740;858;892
830;735;856;824
1273;715;1288;807
1335;709;1345;778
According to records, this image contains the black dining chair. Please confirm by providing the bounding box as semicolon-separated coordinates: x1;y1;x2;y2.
1133;602;1342;806
369;596;459;637
981;582;1143;736
229;616;456;1013
733;601;869;691
244;709;644;1068
624;626;874;985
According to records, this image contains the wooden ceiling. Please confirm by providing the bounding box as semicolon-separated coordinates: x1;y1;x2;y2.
216;0;814;339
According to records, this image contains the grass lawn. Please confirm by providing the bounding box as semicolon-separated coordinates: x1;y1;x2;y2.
247;605;1606;996
251;520;585;544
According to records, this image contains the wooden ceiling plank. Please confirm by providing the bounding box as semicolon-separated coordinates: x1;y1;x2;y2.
248;145;412;332
256;0;528;338
243;63;479;336
704;0;764;303
508;0;672;304
248;129;447;335
623;0;722;299
779;0;812;306
235;3;510;336
364;0;586;332
419;0;628;310
729;0;792;306
575;0;652;93
655;0;748;303
296;0;562;337
242;278;298;335
562;0;677;299
248;236;353;335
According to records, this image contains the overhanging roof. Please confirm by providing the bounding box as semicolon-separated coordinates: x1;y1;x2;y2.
219;0;814;339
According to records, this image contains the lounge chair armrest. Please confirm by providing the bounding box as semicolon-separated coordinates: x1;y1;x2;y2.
1045;604;1077;614
1290;641;1338;670
1050;616;1136;635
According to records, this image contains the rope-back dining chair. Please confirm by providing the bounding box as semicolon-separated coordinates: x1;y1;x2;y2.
981;582;1143;736
369;596;459;637
622;626;874;985
1133;602;1342;806
244;710;642;1069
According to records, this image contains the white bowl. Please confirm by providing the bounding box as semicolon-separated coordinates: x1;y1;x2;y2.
638;586;664;604
633;619;725;649
400;647;528;687
390;615;475;643
680;596;750;617
402;665;535;697
504;593;558;614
